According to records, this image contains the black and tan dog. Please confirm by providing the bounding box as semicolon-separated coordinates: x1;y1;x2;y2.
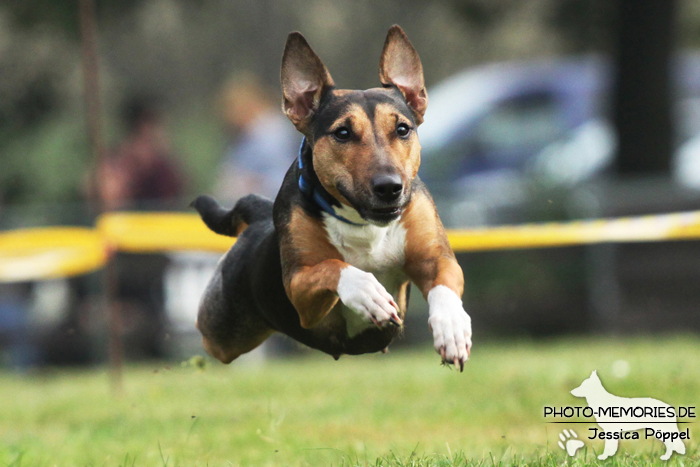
192;25;472;370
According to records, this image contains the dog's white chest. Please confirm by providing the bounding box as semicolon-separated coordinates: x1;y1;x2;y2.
323;213;407;338
323;215;406;273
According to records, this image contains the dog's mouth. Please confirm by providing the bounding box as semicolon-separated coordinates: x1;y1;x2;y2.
371;206;401;215
366;206;402;223
336;183;407;225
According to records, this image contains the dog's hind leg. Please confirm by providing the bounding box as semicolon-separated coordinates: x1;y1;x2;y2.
196;261;274;364
197;303;274;364
198;321;273;364
191;194;276;363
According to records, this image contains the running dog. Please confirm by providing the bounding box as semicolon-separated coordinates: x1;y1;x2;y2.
192;25;472;370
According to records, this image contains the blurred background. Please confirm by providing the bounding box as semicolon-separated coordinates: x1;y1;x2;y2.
2;0;700;369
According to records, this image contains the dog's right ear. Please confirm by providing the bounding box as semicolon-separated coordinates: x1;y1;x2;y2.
281;32;335;132
379;25;428;125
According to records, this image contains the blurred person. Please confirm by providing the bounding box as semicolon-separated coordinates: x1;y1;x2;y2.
215;74;299;201
90;96;186;360
95;96;184;210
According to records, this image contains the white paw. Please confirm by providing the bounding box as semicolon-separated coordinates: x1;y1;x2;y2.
427;285;472;371
557;429;584;457
337;266;401;328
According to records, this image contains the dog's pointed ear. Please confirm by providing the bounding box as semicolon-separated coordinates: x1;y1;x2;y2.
281;32;334;132
379;25;428;125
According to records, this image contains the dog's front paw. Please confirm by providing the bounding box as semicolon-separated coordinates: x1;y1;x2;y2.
337;266;401;327
427;285;472;371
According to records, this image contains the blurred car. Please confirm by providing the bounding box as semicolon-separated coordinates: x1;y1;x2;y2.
418;54;700;227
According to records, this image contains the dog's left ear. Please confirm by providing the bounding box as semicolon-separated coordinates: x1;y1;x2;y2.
379;25;428;125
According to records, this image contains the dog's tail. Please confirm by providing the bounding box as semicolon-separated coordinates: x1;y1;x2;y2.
190;194;273;237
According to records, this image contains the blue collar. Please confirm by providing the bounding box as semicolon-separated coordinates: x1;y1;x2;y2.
297;138;367;226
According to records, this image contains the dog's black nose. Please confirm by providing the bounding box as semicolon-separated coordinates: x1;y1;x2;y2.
371;174;403;202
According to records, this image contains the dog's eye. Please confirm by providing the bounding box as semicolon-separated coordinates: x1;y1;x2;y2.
333;127;351;141
396;123;411;137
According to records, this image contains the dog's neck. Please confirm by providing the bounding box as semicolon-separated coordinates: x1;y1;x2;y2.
297;137;369;226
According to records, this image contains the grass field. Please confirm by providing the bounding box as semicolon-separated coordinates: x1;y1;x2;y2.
0;336;698;466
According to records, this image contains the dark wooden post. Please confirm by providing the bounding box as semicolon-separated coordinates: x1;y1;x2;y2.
78;0;123;392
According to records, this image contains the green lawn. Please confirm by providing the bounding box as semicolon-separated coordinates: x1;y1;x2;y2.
0;337;698;466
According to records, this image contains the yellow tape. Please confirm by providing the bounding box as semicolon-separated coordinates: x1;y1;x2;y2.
95;209;700;253
96;212;235;253
448;211;700;251
0;227;108;283
4;209;700;282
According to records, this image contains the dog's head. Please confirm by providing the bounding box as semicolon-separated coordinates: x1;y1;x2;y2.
280;25;427;225
570;370;602;398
